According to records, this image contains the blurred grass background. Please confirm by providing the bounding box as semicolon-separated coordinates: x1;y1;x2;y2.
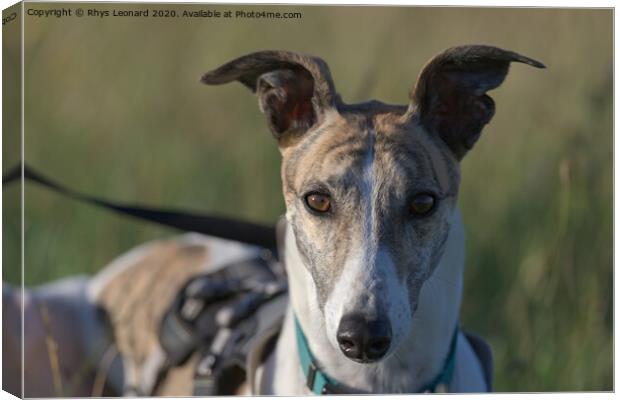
3;5;612;392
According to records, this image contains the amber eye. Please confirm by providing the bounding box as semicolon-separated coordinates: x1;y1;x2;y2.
305;193;331;213
409;193;436;216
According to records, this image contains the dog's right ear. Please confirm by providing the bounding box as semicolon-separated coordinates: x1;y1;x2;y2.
202;51;337;147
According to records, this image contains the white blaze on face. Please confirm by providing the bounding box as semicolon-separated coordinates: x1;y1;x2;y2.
323;128;413;358
323;242;413;357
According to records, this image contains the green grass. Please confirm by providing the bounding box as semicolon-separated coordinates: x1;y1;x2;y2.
3;5;612;392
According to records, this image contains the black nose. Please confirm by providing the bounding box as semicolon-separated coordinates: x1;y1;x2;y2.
336;313;392;362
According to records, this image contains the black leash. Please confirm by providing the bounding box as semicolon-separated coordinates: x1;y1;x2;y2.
2;163;277;250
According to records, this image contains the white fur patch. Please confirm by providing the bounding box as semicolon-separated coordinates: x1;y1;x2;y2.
323;245;411;358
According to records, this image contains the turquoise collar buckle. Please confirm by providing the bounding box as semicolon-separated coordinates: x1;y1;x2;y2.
294;315;459;395
305;360;343;395
295;317;344;394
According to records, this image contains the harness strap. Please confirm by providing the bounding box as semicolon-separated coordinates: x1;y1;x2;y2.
245;294;289;394
463;330;494;391
2;163;277;249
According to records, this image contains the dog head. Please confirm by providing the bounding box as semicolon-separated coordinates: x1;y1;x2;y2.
203;46;544;363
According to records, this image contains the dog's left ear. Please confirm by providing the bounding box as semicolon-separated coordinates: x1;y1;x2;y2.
202;51;337;147
410;45;545;160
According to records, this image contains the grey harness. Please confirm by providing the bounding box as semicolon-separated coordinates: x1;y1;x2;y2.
142;252;288;396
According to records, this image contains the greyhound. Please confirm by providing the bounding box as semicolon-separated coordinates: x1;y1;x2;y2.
3;45;544;396
200;45;544;394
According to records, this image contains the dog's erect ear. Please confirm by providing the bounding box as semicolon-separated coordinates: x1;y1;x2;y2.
410;45;545;159
202;51;337;146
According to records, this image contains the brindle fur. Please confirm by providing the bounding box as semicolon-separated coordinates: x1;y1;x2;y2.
203;46;542;316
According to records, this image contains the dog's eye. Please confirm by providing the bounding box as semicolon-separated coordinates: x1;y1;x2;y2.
409;193;436;216
305;193;331;213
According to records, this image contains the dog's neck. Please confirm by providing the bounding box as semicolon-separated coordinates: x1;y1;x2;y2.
266;208;465;394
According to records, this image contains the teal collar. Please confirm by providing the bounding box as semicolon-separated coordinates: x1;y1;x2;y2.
294;316;459;394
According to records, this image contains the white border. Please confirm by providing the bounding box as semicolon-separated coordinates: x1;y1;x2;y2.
0;1;615;400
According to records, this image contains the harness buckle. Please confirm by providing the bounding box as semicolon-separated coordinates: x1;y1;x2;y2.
196;353;218;377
